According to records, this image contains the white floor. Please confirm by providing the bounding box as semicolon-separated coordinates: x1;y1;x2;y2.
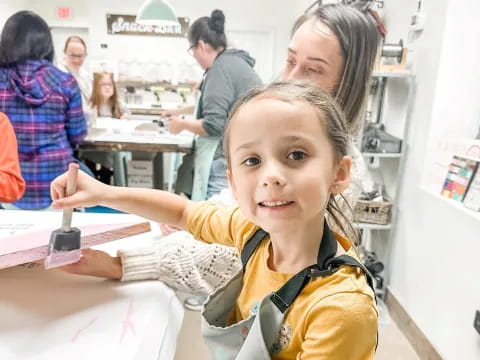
174;295;420;360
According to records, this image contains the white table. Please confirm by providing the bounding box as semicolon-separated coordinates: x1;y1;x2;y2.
0;211;184;360
79;118;194;189
82;118;194;153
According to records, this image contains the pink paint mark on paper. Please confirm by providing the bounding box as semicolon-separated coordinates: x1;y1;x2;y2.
0;223;139;256
120;299;136;343
71;317;98;343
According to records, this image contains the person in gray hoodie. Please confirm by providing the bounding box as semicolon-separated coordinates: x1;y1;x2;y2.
166;9;262;200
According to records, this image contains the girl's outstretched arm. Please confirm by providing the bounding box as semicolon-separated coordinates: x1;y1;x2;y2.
50;169;192;230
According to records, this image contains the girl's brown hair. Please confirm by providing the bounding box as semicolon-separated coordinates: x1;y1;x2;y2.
292;4;380;135
89;72;122;119
224;81;359;241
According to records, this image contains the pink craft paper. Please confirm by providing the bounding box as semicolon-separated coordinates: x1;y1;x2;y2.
0;223;139;256
0;222;151;269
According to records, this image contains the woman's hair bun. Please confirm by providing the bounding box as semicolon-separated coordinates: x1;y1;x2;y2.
208;9;225;33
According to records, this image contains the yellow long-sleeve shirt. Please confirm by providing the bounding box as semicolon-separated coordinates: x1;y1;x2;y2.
188;201;378;360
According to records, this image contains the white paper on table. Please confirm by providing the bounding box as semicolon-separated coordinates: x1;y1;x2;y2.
0;266;183;360
0;211;184;359
85;118;194;148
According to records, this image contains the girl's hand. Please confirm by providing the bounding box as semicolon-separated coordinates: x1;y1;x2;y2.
60;248;123;279
51;169;108;209
168;116;186;134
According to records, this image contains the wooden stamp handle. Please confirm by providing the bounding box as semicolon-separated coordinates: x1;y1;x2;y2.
61;163;79;232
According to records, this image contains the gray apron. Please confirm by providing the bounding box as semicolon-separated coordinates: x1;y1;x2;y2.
201;223;376;359
191;135;220;201
174;71;220;201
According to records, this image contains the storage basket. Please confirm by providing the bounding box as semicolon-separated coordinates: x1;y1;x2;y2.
354;199;393;225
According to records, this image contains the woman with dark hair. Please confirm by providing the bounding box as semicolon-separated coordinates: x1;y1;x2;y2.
0;11;88;210
164;9;262;200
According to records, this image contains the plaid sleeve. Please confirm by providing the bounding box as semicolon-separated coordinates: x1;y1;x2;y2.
64;77;87;146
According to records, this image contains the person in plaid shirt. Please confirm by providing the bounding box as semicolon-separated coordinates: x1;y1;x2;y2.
0;11;88;209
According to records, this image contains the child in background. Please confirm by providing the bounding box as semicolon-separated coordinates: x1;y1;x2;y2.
82;72;130;184
52;82;377;360
0;113;25;203
89;72;130;120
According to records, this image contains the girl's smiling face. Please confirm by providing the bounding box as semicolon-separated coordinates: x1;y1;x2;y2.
226;97;351;235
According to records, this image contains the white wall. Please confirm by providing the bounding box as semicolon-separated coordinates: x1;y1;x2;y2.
18;0;309;82
0;1;342;82
386;0;480;359
0;0;28;29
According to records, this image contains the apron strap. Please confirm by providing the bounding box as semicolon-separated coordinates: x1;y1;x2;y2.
241;228;268;271
241;223;376;313
324;254;376;291
240;223;379;351
270;222;338;313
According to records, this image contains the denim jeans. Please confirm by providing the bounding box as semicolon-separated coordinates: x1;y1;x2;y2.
73;158;95;177
206;158;228;199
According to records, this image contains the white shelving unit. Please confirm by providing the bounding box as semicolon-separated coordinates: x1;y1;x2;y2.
358;70;416;295
372;71;413;79
358;223;392;231
422;186;480;223
362;152;403;158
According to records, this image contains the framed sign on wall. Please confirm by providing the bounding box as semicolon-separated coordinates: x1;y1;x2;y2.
107;14;189;37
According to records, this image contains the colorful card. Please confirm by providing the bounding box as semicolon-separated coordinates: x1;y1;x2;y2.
441;155;479;202
463;166;480;211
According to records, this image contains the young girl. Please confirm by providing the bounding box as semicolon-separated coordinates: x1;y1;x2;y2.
83;72;130;184
89;72;130;120
52;82;377;359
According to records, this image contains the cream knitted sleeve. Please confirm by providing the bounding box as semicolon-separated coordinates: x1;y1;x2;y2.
118;231;242;296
